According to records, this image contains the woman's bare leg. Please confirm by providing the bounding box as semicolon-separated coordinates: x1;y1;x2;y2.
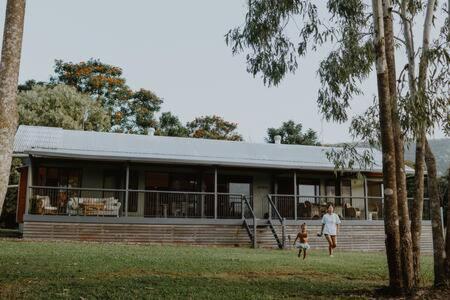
331;235;337;249
325;235;333;255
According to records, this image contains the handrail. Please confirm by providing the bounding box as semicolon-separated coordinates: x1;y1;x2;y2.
29;185;244;197
241;195;257;248
267;194;286;249
30;185;127;192
242;195;255;218
268;194;430;201
267;194;283;223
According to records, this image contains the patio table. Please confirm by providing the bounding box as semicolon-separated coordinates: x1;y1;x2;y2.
80;203;105;216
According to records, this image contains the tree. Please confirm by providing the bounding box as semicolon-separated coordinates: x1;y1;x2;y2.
187;115;243;141
50;59;162;134
382;0;414;290
446;166;450;277
227;0;401;291
425;141;447;286
371;0;403;288
18;79;48;92
18;84;110;131
0;158;20;228
156;112;189;137
266;120;319;145
226;0;448;292
395;0;449;286
0;0;26;216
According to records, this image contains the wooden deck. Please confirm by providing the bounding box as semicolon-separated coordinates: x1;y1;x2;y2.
22;219;433;252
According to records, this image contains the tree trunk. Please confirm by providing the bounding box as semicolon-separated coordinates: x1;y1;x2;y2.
0;0;26;216
382;0;414;292
424;139;446;286
405;0;436;287
371;0;402;292
445;166;450;278
399;1;424;286
411;134;425;286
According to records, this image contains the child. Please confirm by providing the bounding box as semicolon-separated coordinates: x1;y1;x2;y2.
293;223;310;259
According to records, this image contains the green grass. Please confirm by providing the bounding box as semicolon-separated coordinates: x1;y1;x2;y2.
0;240;433;299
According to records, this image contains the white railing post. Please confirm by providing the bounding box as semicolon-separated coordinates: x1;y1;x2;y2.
253;211;257;248
125;163;129;217
294;171;297;220
241;195;245;220
214;167;218;219
25;155;33;216
364;177;369;220
268;195;272;220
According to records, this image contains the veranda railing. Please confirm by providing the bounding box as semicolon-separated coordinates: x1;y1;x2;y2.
27;186;252;219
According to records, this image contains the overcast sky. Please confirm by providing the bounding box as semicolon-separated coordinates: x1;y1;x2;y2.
1;0;446;143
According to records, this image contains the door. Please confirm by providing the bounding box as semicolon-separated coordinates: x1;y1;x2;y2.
16;167;28;223
228;182;251;218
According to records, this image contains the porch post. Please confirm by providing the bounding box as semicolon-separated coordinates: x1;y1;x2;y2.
24;155;33;216
125;163;129;217
200;172;205;218
214;167;218;219
293;171;297;220
363;176;369;220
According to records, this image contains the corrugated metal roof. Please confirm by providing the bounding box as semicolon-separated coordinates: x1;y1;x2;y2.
13;125;386;172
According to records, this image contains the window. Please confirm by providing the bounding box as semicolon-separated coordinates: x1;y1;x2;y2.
128;171;139;213
367;181;383;220
35;167;82;209
341;179;352;205
145;172;169;190
298;180;320;204
37;167;81;188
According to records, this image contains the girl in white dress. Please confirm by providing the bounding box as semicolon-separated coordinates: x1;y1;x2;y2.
319;203;341;257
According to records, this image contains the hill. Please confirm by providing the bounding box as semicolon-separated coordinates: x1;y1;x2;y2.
328;138;450;176
404;138;450;176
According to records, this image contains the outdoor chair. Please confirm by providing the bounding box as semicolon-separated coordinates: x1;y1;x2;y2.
35;195;58;215
344;203;361;219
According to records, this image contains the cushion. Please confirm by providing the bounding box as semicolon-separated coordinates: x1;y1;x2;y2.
104;197;118;207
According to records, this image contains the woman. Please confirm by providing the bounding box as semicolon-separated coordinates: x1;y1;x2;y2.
319;203;341;257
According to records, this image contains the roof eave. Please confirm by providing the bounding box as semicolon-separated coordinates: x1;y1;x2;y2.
24;149;383;173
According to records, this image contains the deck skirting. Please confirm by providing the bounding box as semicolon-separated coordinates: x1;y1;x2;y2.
22;220;433;252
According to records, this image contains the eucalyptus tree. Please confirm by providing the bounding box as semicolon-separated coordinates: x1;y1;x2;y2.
226;0;448;292
0;0;26;216
394;0;449;286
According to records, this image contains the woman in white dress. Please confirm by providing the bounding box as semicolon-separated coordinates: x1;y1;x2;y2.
319;203;341;257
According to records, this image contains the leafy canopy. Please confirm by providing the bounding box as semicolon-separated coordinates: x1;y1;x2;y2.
156;112;190;137
18;84;110;131
156;113;244;141
226;0;374;124
266;120;319;145
50;59;162;134
187;115;243;141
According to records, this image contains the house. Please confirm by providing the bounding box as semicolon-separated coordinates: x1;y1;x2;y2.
13;125;432;250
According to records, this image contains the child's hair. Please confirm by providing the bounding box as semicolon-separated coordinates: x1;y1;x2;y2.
327;203;334;209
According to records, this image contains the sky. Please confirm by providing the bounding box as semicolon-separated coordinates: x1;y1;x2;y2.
0;0;447;144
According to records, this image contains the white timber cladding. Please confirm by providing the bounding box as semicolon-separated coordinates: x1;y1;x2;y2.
12;125;401;173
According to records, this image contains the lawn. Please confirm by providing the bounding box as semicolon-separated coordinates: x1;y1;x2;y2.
0;240;434;299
